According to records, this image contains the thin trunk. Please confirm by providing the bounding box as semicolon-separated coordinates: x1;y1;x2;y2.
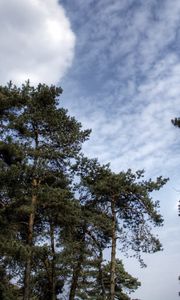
50;223;56;300
85;228;107;299
98;248;106;299
110;196;117;300
23;257;31;300
69;257;83;300
69;230;85;300
23;179;37;300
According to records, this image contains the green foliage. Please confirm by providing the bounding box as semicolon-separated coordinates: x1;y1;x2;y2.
81;163;168;258
102;259;141;300
0;82;90;299
75;258;141;300
0;82;167;300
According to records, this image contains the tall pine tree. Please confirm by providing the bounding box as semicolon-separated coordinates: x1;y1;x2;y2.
80;161;168;300
0;82;90;300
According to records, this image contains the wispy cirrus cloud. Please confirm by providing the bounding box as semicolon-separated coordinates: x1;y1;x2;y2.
61;0;180;177
1;1;180;299
61;2;180;299
74;54;180;176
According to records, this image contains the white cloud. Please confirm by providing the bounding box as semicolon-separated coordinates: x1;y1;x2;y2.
62;0;180;178
67;50;180;178
0;0;76;85
58;2;180;300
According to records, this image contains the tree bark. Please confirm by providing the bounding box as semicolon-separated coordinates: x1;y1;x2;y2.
85;228;106;299
69;230;85;300
23;179;37;300
69;258;82;300
110;196;117;300
98;247;106;299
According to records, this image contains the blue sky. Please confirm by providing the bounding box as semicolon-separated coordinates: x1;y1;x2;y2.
1;0;180;299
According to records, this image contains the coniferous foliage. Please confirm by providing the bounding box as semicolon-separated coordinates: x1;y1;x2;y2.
0;82;90;300
0;82;167;300
100;259;141;300
79;160;168;300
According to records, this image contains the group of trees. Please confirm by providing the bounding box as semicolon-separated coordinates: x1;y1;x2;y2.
0;82;168;300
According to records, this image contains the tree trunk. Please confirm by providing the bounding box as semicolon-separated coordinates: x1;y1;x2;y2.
98;247;106;299
69;258;82;300
86;228;107;299
110;196;117;300
50;223;56;300
23;179;37;300
69;230;85;300
23;256;32;300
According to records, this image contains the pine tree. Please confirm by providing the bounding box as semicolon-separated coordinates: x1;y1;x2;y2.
80;162;168;300
64;157;112;300
0;81;168;300
0;82;90;300
95;259;140;300
62;202;111;300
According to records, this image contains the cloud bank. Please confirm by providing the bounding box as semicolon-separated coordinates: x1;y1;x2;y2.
57;2;180;300
0;0;75;85
62;0;180;177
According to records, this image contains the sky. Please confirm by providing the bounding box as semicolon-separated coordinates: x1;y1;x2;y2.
1;0;180;299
